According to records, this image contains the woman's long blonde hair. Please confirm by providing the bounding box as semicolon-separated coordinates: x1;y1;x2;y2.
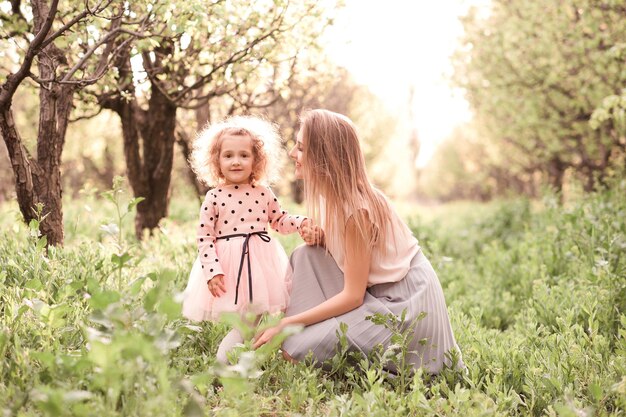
299;109;392;252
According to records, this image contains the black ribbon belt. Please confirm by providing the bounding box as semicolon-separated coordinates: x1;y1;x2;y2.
216;231;271;304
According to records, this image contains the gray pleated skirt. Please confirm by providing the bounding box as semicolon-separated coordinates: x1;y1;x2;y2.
282;245;464;374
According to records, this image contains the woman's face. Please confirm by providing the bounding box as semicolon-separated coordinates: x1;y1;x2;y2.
289;128;304;180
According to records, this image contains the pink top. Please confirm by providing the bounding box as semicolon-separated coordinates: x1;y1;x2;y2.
325;203;420;286
197;183;306;281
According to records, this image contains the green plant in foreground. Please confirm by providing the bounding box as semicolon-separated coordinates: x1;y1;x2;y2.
100;176;144;291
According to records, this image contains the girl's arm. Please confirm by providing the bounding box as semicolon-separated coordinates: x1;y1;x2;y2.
253;212;372;347
197;192;225;281
266;187;307;234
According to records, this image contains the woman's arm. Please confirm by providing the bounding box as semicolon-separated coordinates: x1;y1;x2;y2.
253;212;372;348
284;215;371;325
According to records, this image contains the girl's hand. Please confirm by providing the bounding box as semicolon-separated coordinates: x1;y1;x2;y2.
207;274;226;297
252;323;284;349
299;219;324;246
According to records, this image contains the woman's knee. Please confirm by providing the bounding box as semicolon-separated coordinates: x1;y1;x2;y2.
290;244;326;266
281;348;298;364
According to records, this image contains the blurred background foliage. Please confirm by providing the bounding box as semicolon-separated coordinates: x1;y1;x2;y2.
0;0;625;227
439;0;626;201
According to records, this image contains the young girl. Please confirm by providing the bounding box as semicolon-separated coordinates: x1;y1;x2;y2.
182;115;307;363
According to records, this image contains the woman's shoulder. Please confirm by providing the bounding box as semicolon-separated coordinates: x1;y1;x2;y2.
346;189;402;232
346;189;387;217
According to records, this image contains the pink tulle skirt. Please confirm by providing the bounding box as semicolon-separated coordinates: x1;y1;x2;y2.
182;236;292;321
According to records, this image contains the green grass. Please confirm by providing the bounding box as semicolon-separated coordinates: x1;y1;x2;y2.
0;179;624;416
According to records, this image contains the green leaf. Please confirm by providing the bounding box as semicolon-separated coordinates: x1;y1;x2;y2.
25;278;43;290
32;388;64;416
127;197;145;213
183;398;204;417
31;299;51;318
157;295;182;320
0;330;9;357
553;403;578;417
128;276;148;295
589;383;603;402
101;190;116;204
36;235;47;250
158;268;178;283
144;287;159;311
87;341;114;368
111;252;131;268
29;219;40;231
88;290;121;310
31;351;56;368
48;304;70;328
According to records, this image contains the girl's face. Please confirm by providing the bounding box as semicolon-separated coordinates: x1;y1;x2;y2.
289;128;304;180
219;134;254;185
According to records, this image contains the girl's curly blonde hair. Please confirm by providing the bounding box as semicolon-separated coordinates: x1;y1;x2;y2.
190;115;283;187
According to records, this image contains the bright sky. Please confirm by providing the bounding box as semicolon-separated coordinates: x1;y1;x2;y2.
322;0;490;167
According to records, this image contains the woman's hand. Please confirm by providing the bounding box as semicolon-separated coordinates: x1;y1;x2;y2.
207;274;226;297
252;322;285;349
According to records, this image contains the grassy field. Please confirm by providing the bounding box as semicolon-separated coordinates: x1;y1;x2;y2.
0;179;624;416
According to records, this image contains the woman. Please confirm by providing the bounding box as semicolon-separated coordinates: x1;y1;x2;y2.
253;109;463;373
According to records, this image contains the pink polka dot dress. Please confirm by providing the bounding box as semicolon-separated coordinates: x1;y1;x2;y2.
182;183;306;321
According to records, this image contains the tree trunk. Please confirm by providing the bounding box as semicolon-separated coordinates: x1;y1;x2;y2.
0;109;38;217
0;91;72;246
35;82;74;245
103;49;177;239
176;128;209;197
546;157;566;199
175;104;210;197
0;0;74;246
107;93;177;239
290;180;304;204
134;86;177;237
582;168;595;193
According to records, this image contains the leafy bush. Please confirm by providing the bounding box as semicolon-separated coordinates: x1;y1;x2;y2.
0;179;624;416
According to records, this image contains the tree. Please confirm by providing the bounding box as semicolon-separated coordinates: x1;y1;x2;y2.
0;0;149;245
454;0;626;194
86;0;336;238
419;123;539;201
260;62;358;202
176;60;399;203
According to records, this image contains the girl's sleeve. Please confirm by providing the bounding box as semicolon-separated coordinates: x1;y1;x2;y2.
266;187;307;234
197;192;225;281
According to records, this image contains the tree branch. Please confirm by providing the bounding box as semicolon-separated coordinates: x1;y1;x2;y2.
38;7;90;51
69;106;104;122
0;0;58;108
170;16;286;103
61;25;123;82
